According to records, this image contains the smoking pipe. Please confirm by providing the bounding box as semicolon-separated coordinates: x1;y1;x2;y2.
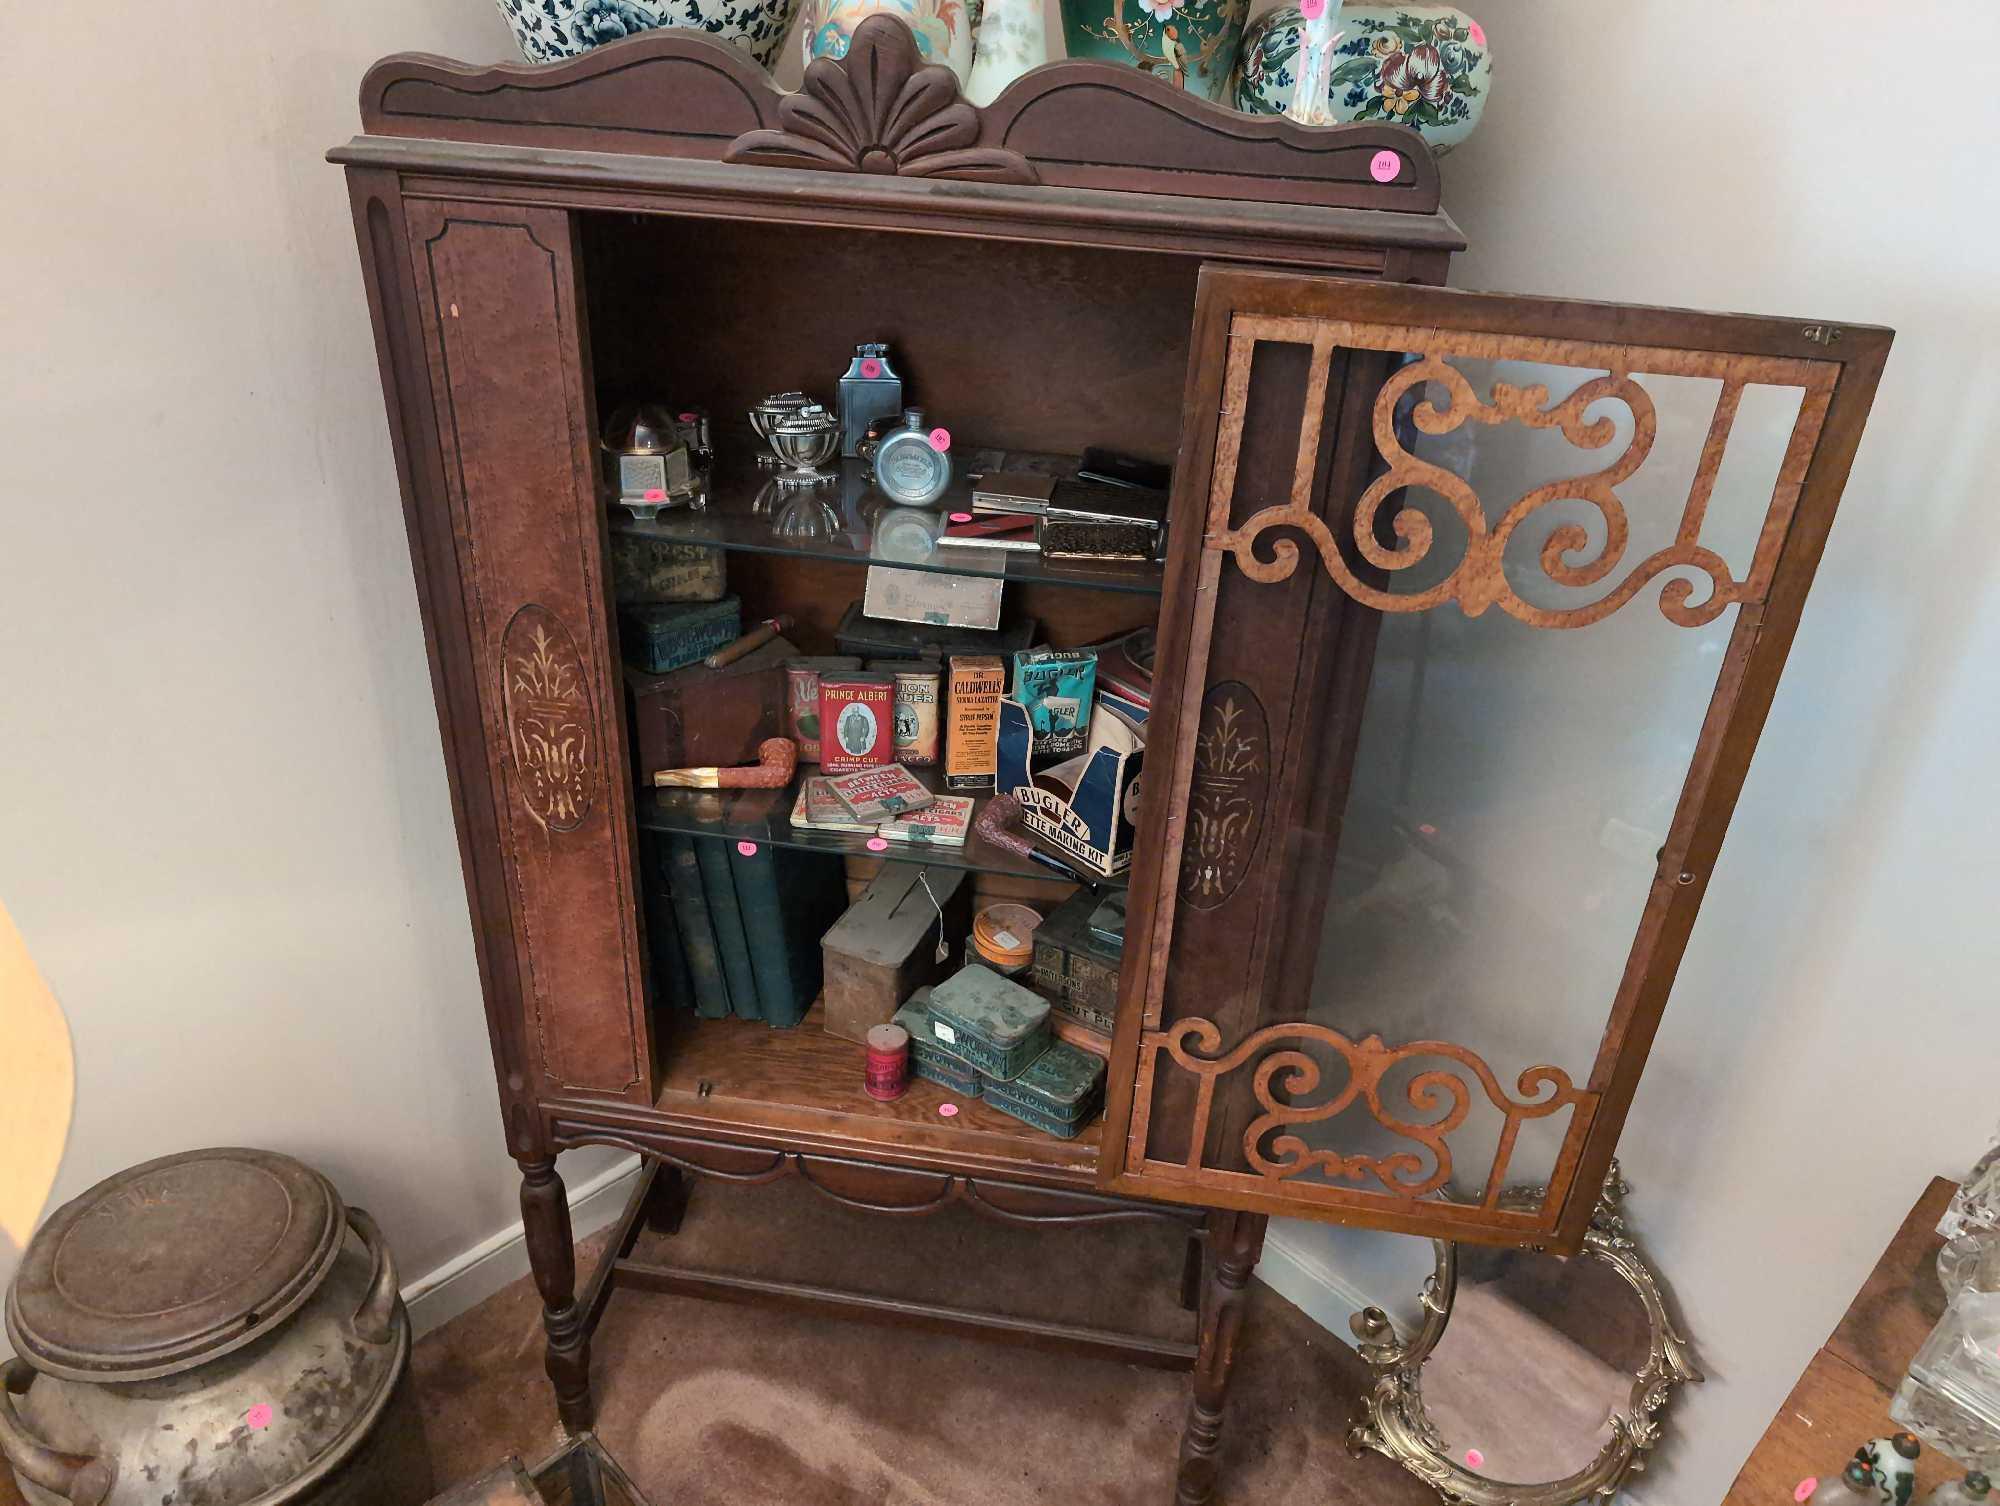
975;791;1093;882
653;737;798;790
973;793;1035;856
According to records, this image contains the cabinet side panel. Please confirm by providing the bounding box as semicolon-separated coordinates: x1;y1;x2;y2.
404;198;648;1101
347;171;543;1152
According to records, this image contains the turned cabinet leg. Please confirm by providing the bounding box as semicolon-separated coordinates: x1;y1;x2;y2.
519;1156;594;1433
1180;1231;1204;1314
1173;1209;1268;1506
643;1163;690;1236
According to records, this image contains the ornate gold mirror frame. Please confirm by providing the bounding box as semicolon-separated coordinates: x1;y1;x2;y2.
1347;1165;1702;1505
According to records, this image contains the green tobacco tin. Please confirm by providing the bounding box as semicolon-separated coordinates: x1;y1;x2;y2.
982;1042;1106;1138
927;964;1052;1082
1030;890;1122;1035
617;595;742;674
894;991;984;1099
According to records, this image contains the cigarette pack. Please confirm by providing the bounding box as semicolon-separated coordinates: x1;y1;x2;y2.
1012;647;1099;760
824;764;935;823
878;795;974;847
790;776;877;835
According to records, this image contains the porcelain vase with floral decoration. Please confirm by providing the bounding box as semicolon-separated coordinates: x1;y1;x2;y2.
1233;1;1490;153
802;0;981;85
493;0;805;70
964;0;1050;104
1059;0;1251;105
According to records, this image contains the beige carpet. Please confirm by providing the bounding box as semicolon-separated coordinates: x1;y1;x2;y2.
410;1171;1439;1505
0;1172;1646;1505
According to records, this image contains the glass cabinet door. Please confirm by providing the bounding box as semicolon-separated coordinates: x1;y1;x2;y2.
1101;268;1889;1251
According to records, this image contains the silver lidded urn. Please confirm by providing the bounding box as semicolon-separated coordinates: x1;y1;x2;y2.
0;1147;432;1506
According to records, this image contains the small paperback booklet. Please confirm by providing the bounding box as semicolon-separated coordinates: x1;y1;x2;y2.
790;775;877;834
877;795;975;847
823;764;936;822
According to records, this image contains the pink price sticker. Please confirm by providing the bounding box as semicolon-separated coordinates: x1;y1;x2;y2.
246;1405;274;1431
950;511;974;523
1370;149;1402;183
643;487;666;502
737;841;758;857
866;837;889;852
860;358;883;379
1795;1480;1819;1504
1468;19;1485;46
938;1102;960;1118
1299;0;1325;17
1464;1449;1484;1470
929;427;951;453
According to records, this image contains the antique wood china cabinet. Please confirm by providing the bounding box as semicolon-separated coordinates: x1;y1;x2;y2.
331;20;1888;1502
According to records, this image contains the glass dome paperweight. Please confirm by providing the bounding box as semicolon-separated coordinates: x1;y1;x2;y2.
602;401;699;518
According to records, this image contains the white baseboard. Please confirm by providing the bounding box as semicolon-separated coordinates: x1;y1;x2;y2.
401;1155;643;1337
1252;1225;1385;1342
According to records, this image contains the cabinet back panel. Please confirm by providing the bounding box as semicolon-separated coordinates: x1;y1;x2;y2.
581;214;1200;465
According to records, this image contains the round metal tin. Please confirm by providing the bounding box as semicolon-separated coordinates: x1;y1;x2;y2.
5;1147;347;1381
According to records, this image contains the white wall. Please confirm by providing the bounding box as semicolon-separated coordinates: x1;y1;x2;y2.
2;5;1996;1501
0;0;629;1324
1265;4;2000;1503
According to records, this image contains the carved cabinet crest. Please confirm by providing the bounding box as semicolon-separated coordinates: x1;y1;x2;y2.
502;605;597;834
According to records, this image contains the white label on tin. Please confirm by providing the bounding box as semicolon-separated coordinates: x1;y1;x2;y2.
994;930;1020;950
933;1021;957;1045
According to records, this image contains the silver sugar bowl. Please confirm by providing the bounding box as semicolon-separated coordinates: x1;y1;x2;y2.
749;392;818;467
767;406;841;488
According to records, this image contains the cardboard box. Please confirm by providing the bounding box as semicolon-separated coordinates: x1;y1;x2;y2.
862;565;1003;630
996;699;1145;877
946;655;1006;791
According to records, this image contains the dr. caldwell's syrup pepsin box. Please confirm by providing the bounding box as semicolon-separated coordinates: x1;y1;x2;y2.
945;654;1005;791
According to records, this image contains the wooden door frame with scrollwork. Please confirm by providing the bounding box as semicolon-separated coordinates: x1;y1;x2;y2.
1099;268;1891;1254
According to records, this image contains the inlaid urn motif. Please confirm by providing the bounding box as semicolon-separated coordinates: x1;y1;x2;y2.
1179;681;1267;908
503;607;597;834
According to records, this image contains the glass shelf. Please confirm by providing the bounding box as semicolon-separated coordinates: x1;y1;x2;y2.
606;446;1167;597
634;771;1129;892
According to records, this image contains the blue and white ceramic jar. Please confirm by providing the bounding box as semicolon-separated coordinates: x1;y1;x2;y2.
1233;2;1491;154
493;0;804;71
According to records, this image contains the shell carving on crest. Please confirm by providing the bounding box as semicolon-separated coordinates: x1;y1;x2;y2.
725;15;1038;184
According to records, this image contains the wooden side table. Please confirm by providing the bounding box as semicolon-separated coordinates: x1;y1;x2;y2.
1726;1178;1955;1502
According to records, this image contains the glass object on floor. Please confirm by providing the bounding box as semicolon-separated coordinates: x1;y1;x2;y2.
531;1433;655;1506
